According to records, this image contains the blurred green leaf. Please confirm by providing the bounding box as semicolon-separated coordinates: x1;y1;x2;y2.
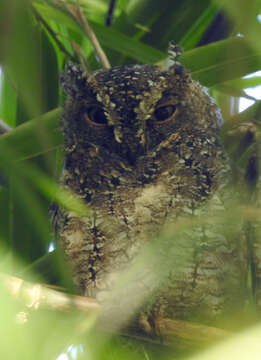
0;1;58;121
188;323;261;360
0;108;62;161
0;72;17;127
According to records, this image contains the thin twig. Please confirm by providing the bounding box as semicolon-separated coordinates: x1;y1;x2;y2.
32;5;76;62
70;41;91;72
65;3;111;69
106;0;117;26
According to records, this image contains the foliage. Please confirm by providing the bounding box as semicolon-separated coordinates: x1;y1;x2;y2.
0;0;261;359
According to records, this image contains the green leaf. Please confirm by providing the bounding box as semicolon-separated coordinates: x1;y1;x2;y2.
180;4;219;49
34;1;165;64
125;0;212;50
216;76;261;90
181;37;261;86
91;21;165;63
212;84;257;100
213;0;261;58
33;2;80;33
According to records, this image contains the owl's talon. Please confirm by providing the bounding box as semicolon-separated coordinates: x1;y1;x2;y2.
139;313;163;341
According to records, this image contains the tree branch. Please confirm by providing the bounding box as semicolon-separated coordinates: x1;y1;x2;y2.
1;272;230;349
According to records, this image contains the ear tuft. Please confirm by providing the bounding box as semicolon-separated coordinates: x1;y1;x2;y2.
167;41;185;74
60;62;87;96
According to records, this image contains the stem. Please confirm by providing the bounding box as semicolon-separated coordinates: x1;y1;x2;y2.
65;3;111;69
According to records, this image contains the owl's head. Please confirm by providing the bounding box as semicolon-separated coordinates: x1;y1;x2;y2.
61;47;222;166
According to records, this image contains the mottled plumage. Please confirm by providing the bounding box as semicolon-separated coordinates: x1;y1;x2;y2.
53;44;254;333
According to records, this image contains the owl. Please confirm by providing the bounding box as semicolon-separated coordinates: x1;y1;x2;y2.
53;43;259;336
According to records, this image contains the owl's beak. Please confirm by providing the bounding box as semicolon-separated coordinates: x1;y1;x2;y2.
113;125;146;165
124;143;145;165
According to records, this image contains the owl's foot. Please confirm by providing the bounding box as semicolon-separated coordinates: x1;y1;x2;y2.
139;312;163;342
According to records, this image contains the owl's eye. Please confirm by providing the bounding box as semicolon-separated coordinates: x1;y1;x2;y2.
153;104;178;124
85;106;108;127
